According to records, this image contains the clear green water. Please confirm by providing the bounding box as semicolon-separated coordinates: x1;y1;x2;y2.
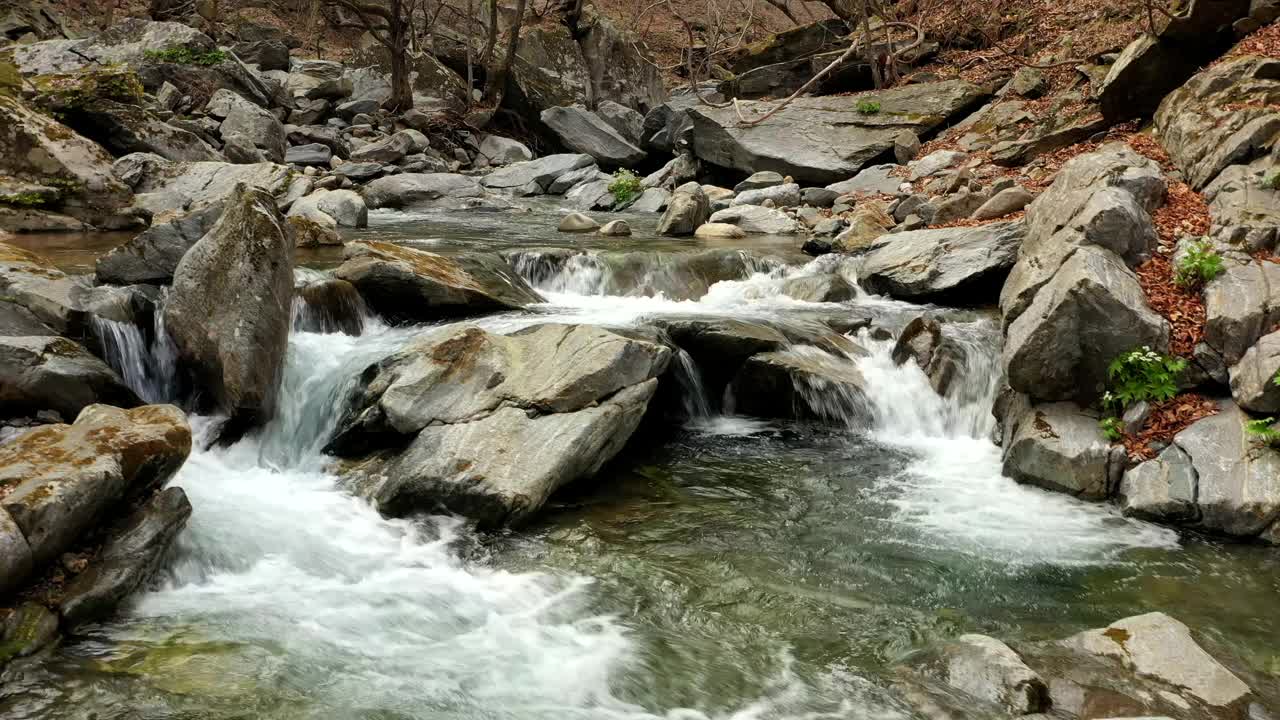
2;207;1277;719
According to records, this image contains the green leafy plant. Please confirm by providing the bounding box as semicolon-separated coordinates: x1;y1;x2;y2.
1102;346;1187;415
1173;238;1224;289
856;99;881;114
143;47;228;66
1263;170;1280;190
1099;416;1124;441
608;169;643;205
1245;417;1280;446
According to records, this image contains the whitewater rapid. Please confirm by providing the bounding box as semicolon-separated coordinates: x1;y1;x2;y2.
69;250;1179;719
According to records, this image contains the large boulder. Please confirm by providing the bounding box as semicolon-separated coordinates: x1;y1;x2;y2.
287;188;367;228
481;154;595;194
1120;400;1280;539
1204;158;1280;250
115;153;292;219
329;324;671;526
0;95;138;231
1202;257;1280;367
0;404;190;573
1003;246;1168;403
60;486;191;629
1230;329;1280;412
656;182;710;236
685;79;986;184
349;48;468;113
1001;401;1113;500
505;25;589;116
856;220;1024;304
0;242;98;337
11;19;277;107
1155;55;1280;189
285;60;352;102
164;185;294;431
477;134;534;166
539;106;647;167
1000;144;1164;327
206;89;286;163
334;241;542;323
708;205;801;234
361;173;486;210
577;7;666;112
0;335;140;420
94;202;223;285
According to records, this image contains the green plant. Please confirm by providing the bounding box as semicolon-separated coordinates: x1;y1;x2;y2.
143;47;228;66
856;99;881;114
1263;170;1280;190
1245;417;1280;445
1099;416;1124;441
608;169;643;205
1174;238;1224;288
1101;346;1187;414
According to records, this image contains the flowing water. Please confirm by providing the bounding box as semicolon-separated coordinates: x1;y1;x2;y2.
4;207;1279;719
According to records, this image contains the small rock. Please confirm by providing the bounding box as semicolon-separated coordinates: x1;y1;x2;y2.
694;222;747;239
894;130;921;164
598;219;631;236
559;212;600;232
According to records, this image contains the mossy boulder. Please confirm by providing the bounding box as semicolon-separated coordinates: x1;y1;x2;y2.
0;94;142;231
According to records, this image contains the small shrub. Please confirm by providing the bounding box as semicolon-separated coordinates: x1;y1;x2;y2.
1099;416;1124;441
856;100;881;114
1245;417;1280;446
1101;346;1187;414
143;46;228;66
1173;238;1224;289
1263;170;1280;190
608;169;643;205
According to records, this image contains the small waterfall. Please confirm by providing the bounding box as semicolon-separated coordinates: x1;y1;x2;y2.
782;345;872;429
92;303;177;405
671;348;713;421
849;318;1178;563
510;250;611;295
293;279;377;337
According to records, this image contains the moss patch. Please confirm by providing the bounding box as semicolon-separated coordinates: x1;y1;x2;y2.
32;68;145;113
143;46;229;67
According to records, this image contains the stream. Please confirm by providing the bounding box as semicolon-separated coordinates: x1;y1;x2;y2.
2;205;1278;719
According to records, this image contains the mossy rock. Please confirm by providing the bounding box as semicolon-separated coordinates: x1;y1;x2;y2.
0;55;21;98
31;67;146;113
0;603;59;665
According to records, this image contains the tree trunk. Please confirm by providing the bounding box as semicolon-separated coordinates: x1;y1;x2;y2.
482;0;526;107
481;0;500;67
387;0;415;111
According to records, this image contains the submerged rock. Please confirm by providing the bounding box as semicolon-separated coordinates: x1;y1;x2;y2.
335;241;542;323
60;486;192;629
164;184;294;433
330;324;671;526
0;404;190;578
